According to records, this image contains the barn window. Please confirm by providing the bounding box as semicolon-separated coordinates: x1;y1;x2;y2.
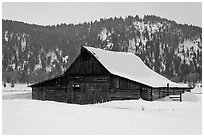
72;84;80;88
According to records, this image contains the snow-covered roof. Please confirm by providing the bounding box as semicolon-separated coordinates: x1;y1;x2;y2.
83;46;188;88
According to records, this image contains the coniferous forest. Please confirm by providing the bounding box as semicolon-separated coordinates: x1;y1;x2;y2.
2;15;202;84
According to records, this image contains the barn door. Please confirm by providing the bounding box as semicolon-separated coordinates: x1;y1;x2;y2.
73;87;82;104
67;83;83;104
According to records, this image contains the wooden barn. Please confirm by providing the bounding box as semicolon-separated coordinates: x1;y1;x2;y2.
30;46;191;104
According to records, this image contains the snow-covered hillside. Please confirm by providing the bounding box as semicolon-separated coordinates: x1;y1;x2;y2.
2;17;202;84
2;84;202;135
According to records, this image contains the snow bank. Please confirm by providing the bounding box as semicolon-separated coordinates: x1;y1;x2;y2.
191;87;202;94
2;99;202;135
162;92;199;102
2;84;202;135
182;92;198;102
97;99;201;112
2;92;31;100
159;96;173;102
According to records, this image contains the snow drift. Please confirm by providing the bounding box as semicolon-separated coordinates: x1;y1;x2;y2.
2;84;202;135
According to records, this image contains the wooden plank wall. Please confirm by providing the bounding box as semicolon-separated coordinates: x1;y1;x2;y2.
32;87;44;100
152;88;186;101
44;87;67;102
67;50;109;76
109;75;140;100
32;87;67;102
110;75;140;90
109;89;139;100
139;87;150;101
67;82;109;104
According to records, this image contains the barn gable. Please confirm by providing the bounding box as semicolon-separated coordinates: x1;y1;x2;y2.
65;47;109;76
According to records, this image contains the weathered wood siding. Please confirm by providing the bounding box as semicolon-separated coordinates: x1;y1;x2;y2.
32;87;44;100
44;87;67;102
139;87;152;101
31;76;67;102
152;88;186;100
32;86;67;102
31;76;66;88
67;76;109;104
63;48;110;104
67;82;109;104
109;75;140;100
110;75;140;89
66;48;109;76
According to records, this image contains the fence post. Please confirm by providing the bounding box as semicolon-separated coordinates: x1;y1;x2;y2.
167;83;169;96
180;93;182;102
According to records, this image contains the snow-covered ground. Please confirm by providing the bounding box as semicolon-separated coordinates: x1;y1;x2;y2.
2;84;202;135
2;83;31;93
2;83;32;100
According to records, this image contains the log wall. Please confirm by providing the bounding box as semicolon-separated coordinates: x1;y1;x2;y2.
67;82;109;104
109;75;141;100
32;87;67;102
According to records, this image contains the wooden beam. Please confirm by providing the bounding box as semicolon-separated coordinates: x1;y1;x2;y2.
167;83;169;96
180;93;182;102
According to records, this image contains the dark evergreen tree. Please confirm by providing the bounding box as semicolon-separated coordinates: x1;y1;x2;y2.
2;16;202;83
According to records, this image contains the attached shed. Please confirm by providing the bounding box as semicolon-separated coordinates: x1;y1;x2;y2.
30;46;191;104
31;75;67;102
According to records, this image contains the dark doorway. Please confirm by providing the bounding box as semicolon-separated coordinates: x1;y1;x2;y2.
73;87;81;104
140;89;148;100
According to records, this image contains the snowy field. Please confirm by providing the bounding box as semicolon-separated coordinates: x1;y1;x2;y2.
2;84;202;135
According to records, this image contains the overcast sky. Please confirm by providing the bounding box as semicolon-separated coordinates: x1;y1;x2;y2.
2;2;202;27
